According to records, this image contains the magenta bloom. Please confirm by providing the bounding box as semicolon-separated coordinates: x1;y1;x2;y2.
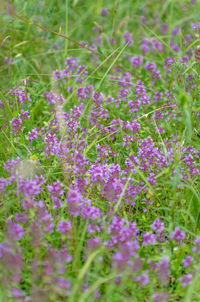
171;27;179;35
194;236;200;246
10;118;22;133
170;227;186;244
151;218;164;233
153;292;170;302
101;9;108;16
135;272;149;286
142;232;156;246
182;255;193;268
160;23;168;34
178;273;193;287
123;31;133;46
7;220;25;240
191;23;200;30
57;220;71;233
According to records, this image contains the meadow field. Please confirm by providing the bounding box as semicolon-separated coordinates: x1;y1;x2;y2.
0;0;200;301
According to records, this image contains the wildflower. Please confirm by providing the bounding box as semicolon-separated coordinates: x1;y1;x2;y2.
170;227;186;244
123;31;133;46
0;178;7;191
130;56;143;68
151;218;164;233
27;128;39;142
10;288;26;299
18;109;30;121
57;220;71;233
160;23;168;34
135;272;150;286
17;175;44;197
56;276;71;292
194;236;200;246
7;220;25;240
82;283;88;292
182;255;193;267
140;16;147;24
0;100;4;108
191;23;200;30
9;87;31;104
10;117;22;133
66;190;83;216
179;55;188;63
157;258;170;284
170;40;180;52
100;9;108;16
178;273;193;287
193;236;200;253
142;232;156;246
153;293;170;302
47;181;64;199
86;237;100;251
171;27;179;35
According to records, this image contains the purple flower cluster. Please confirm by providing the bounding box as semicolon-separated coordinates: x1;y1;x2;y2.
1;4;200;298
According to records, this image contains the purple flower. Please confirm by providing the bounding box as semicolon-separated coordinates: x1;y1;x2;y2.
194;236;200;246
171;27;179;35
10;288;26;299
18;109;30;121
56;276;71;290
178;273;193;287
145;62;157;72
170;227;186;244
47;181;64;199
179;56;188;63
57;220;71;233
7;220;25;240
193;236;200;253
153;293;170;302
140;16;147;24
170;40;180;52
43;90;65;105
108;37;116;45
15;213;27;223
160;23;168;34
3;157;21;173
130;56;143;68
82;283;88;292
157;258;170;284
0;100;4;108
9;87;31;104
135;272;149;286
17;176;44;197
0;178;8;191
112;251;129;269
182;255;193;268
101;9;108;16
123;31;133;46
86;237;100;251
142;232;156;246
151;218;164;233
10;117;22;133
152;39;163;52
66;190;83;216
27;128;39;142
191;23;200;30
